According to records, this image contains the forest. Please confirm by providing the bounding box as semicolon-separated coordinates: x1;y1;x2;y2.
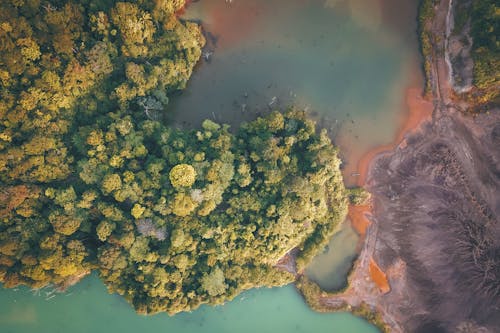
470;0;499;101
0;0;348;314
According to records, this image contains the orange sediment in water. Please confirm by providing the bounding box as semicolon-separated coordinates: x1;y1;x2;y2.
354;87;432;293
369;258;391;293
200;1;263;48
347;87;432;247
348;204;371;237
354;87;433;187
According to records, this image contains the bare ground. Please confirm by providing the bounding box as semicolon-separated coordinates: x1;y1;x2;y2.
368;108;500;332
446;0;474;93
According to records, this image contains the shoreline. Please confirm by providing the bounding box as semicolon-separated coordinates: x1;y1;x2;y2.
297;0;499;331
288;85;434;329
346;86;433;262
353;87;433;188
295;1;451;332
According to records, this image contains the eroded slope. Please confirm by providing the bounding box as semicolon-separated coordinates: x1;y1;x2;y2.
369;109;500;332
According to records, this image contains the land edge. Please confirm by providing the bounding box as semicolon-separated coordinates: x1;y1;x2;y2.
25;0;455;326
287;0;458;332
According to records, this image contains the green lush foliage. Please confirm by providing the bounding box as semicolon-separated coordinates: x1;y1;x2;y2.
418;0;439;95
0;0;348;315
1;109;348;314
470;0;499;102
83;110;347;314
0;0;203;184
347;188;370;205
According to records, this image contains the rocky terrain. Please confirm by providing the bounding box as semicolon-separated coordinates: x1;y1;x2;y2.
369;108;500;333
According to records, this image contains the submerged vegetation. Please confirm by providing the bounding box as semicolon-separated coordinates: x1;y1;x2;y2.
0;0;348;315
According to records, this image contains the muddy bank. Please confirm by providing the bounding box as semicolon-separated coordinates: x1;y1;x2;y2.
365;0;500;329
368;108;500;332
349;87;433;188
364;0;500;330
298;105;500;333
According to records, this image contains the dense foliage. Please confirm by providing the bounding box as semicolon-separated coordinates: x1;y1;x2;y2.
0;0;348;315
1;109;348;314
83;110;347;314
470;0;499;103
418;0;438;96
0;0;203;184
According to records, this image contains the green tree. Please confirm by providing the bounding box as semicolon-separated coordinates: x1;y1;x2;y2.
169;164;196;188
201;266;228;297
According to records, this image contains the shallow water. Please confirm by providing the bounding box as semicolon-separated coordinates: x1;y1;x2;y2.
305;220;359;291
0;275;378;333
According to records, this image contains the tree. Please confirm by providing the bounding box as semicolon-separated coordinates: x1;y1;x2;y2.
201;266;228;297
0;0;351;317
169;164;196;188
96;220;116;241
49;210;82;236
102;174;122;194
171;193;197;217
111;2;155;57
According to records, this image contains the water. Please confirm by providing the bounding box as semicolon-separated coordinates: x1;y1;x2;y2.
0;274;378;333
306;220;359;291
172;0;423;186
1;0;424;330
172;0;423;293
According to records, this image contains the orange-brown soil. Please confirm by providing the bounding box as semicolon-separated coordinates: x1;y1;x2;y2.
369;258;390;294
348;204;371;237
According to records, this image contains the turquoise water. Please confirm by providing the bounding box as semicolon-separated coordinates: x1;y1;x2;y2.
0;275;378;333
0;0;424;331
306;220;359;291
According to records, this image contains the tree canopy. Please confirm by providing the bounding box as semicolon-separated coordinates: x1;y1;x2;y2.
0;0;348;315
470;0;499;103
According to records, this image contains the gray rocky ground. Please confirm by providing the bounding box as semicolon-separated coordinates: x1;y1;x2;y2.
369;108;500;333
